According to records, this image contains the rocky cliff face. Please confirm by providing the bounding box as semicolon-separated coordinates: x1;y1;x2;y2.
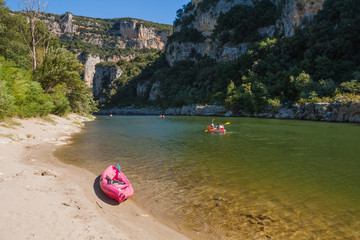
43;13;171;50
43;13;172;50
77;54;101;87
77;53;136;88
41;12;172;93
136;81;163;101
166;0;325;66
280;0;325;36
92;65;123;102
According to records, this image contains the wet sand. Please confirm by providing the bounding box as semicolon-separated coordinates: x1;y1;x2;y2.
0;114;190;240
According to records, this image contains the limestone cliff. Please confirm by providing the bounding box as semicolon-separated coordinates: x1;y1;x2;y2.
43;13;172;50
77;53;136;88
166;0;325;66
92;65;123;103
41;12;172;91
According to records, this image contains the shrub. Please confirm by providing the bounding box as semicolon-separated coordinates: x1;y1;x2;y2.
0;58;53;118
50;84;71;116
0;79;14;119
339;80;360;94
267;98;281;111
15;81;54;118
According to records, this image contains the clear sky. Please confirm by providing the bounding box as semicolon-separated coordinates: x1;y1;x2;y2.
5;0;191;25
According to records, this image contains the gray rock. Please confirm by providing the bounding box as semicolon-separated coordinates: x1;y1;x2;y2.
225;111;233;117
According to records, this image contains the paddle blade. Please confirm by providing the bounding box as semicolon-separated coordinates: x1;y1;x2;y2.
205;130;208;132
224;122;230;125
117;163;121;171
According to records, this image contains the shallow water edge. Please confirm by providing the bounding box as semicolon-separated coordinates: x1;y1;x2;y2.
55;116;360;239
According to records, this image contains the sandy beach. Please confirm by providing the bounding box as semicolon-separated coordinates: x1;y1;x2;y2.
0;114;190;240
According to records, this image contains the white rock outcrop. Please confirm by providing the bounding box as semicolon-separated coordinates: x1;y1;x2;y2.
166;0;326;66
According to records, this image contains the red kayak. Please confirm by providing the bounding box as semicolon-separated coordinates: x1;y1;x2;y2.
99;165;134;203
207;126;226;133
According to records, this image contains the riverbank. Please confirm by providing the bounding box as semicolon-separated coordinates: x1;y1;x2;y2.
97;102;360;123
0;114;190;240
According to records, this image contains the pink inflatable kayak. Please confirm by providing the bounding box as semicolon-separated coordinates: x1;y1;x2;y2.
99;165;134;203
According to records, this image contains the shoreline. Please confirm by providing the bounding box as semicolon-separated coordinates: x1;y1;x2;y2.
0;114;190;240
97;102;360;123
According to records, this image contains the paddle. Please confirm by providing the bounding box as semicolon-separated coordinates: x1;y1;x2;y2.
205;118;215;132
117;163;121;180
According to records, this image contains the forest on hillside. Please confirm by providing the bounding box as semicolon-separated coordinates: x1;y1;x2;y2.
0;0;97;119
2;0;360;115
105;0;360;113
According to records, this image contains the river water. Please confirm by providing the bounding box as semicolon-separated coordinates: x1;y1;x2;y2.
55;116;360;239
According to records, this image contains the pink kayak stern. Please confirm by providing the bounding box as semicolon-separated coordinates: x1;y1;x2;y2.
99;165;134;203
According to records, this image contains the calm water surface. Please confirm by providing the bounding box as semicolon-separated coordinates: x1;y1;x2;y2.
55;116;360;239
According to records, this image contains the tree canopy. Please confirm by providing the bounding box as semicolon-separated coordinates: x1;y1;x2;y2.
0;1;97;119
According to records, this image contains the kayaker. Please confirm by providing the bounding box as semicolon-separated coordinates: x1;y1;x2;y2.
217;122;220;129
210;121;215;128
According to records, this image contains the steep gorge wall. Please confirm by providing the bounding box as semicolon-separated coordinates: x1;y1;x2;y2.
42;12;172;90
166;0;325;66
78;53;135;88
92;65;123;102
43;13;171;50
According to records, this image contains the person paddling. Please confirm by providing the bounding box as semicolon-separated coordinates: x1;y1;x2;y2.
216;122;225;130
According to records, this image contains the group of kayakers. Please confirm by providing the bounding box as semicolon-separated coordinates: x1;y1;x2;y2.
209;121;225;130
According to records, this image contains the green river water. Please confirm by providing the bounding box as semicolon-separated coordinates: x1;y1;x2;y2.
55;116;360;239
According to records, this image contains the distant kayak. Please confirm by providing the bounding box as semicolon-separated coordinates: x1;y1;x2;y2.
159;115;165;119
99;165;134;203
207;126;226;133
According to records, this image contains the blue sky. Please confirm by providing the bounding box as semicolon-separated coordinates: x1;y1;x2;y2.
5;0;191;25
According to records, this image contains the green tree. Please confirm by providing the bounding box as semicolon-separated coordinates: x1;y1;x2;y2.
35;48;83;93
0;57;54;118
339;80;360;94
0;1;29;69
35;47;98;114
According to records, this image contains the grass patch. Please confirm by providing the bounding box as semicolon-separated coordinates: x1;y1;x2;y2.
82;114;95;120
0;134;16;141
0;123;15;129
0;117;21;128
41;116;56;125
73;121;84;127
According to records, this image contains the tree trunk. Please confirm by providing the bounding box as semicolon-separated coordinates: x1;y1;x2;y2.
19;0;48;71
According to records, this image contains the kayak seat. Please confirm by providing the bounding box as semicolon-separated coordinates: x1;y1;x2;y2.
105;175;125;185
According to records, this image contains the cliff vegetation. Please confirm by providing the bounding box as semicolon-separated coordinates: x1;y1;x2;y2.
106;0;360;113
